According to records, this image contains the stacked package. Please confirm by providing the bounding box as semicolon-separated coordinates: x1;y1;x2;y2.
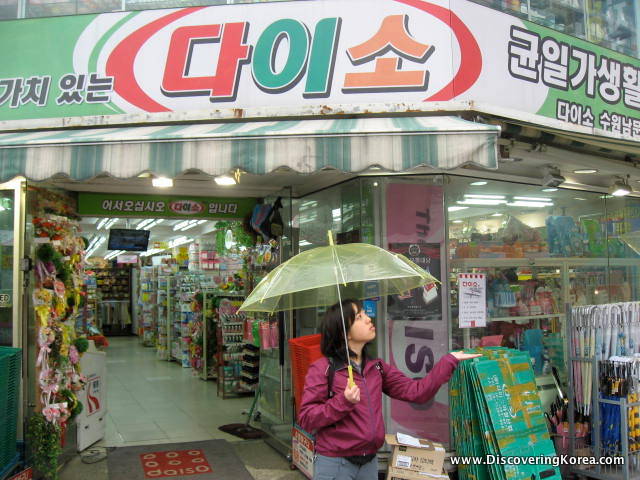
449;348;561;480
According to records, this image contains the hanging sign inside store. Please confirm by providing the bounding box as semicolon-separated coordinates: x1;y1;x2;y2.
1;1;640;143
0;291;11;308
78;193;255;219
458;273;487;328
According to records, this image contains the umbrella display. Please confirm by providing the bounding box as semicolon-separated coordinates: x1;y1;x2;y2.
239;231;438;385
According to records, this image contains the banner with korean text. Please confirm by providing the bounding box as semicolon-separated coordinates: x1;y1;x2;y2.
0;0;639;142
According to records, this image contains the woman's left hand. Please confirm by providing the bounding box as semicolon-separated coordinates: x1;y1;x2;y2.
450;351;482;360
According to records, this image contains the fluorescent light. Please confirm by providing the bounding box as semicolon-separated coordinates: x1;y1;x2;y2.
169;236;193;248
452;220;463;223
96;218;109;230
299;240;311;246
152;177;173;188
457;199;507;206
491;213;503;217
507;201;554;207
574;197;587;201
573;169;598;174
469;181;488;186
332;208;341;219
513;196;552;202
214;175;236;186
448;206;469;212
542;188;558;192
104;218;119;230
147;219;165;229
173;220;190;231
464;194;505;199
196;220;207;225
136;219;153;230
180;220;199;231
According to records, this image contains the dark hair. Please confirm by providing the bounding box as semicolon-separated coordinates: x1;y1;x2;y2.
321;299;364;361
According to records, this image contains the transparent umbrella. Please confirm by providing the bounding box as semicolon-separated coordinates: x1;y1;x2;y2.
239;231;438;385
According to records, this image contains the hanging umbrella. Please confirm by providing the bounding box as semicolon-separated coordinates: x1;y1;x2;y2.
239;231;438;386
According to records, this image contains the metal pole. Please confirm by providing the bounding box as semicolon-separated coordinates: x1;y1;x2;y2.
567;303;576;458
621;397;629;480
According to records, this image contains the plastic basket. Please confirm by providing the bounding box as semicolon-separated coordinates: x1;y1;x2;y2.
0;347;21;471
288;334;323;413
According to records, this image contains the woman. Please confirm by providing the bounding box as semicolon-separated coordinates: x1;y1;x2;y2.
298;299;480;480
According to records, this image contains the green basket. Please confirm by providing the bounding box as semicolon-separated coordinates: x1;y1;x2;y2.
0;347;21;471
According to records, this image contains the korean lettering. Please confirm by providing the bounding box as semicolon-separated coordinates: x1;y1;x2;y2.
123;200;134;212
600;111;612;130
101;200;113;211
508;26;540;82
0;78;23;108
155;201;165;213
570;48;598;97
86;73;114;103
541;37;569;90
597;57;622;104
343;14;433;92
112;200;124;211
134;201;144;212
20;76;51;106
611;113;622;134
56;74;85;105
145;201;156;212
56;73;114;105
622;64;640;111
556;100;594;127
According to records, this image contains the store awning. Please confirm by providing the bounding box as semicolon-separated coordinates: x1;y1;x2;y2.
0;116;499;182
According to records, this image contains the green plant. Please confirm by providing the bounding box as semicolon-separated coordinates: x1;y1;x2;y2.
36;244;55;263
73;337;89;353
26;413;62;480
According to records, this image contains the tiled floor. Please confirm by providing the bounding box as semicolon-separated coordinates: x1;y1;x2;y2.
102;336;255;447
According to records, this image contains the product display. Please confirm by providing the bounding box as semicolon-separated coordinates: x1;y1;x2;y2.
568;302;640;479
450;348;561;480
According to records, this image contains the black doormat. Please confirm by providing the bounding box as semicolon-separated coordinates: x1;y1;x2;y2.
218;423;266;439
107;440;254;480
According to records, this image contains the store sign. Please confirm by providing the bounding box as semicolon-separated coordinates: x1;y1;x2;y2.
458;273;487;328
78;193;254;219
1;1;640;143
291;425;314;479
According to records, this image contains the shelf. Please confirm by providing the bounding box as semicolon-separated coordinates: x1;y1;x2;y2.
485;314;565;323
451;257;640;268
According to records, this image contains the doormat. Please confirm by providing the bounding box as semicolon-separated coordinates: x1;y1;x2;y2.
107;440;254;480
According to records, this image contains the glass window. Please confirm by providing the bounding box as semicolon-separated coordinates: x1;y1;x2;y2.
587;0;638;57
0;191;13;347
446;177;625;392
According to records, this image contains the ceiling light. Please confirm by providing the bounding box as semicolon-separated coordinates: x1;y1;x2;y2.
452;220;463;223
96;218;109;230
573;169;598;174
448;206;469;212
457;199;507;206
464;194;506;199
491;213;503;217
513;196;552;202
136;219;153;230
214;175;236;186
152;177;173;188
173;220;190;231
542;188;558;192
470;181;488;186
610;178;632;197
507;201;554;207
574;197;587;201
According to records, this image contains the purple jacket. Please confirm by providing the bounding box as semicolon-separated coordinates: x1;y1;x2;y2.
297;353;459;457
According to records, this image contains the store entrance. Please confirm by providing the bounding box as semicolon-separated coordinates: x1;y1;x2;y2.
80;215;265;446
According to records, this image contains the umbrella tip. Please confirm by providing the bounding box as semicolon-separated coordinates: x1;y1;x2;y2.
327;230;334;246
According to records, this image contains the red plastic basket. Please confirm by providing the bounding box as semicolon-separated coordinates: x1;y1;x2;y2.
288;334;323;412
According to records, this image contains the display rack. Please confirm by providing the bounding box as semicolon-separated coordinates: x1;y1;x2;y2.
567;303;640;480
200;289;219;380
138;266;157;347
156;275;173;360
173;273;202;368
216;293;252;398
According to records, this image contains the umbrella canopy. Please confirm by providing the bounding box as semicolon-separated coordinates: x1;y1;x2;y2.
239;242;437;313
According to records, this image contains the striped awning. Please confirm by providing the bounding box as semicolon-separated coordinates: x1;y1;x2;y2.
0;117;499;182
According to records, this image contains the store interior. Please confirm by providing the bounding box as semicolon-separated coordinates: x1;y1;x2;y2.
39;191;291;448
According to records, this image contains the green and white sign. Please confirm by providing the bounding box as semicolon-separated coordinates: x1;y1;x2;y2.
0;0;639;142
78;193;255;219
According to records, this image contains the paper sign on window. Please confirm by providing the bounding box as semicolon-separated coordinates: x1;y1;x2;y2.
458;274;486;328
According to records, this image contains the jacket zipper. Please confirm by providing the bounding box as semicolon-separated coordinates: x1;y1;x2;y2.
363;371;376;452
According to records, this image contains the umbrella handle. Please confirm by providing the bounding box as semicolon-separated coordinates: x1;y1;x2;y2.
347;365;355;388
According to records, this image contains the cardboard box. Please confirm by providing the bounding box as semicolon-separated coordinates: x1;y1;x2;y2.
385;434;446;479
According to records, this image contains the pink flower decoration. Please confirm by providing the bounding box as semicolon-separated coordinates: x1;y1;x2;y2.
69;345;79;364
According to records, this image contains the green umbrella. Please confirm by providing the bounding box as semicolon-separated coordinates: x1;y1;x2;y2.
240;231;438;386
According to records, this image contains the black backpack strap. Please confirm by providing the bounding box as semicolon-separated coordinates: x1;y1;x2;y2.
327;357;336;399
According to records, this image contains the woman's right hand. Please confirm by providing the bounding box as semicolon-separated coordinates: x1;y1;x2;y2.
344;383;360;404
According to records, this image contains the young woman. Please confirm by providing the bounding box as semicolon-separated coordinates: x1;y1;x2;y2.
298;299;480;480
